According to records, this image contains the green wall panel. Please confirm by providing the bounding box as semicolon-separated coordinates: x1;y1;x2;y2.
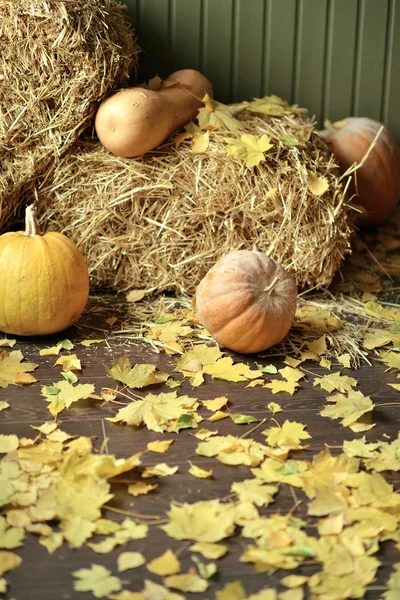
122;0;400;140
353;0;390;120
263;0;297;102
323;0;358;123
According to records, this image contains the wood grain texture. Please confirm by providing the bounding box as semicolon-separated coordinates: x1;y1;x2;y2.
1;293;400;599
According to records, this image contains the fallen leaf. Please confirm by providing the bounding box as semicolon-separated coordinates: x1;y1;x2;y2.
202;396;228;411
188;463;213;479
189;542;228;560
0;435;19;454
161;500;236;542
197;94;242;131
320;390;374;427
147;549;181;576
73;564;123;598
0;551;22;577
163;569;209;593
54;354;81;372
224;133;273;168
147;439;175;454
231;480;278;507
142;463;179;478
0;350;38;388
0;401;10;411
127;481;158;496
308;172;329;196
106;358;169;388
313;372;357;394
191;131;210;153
126;290;146;303
117;551;145;572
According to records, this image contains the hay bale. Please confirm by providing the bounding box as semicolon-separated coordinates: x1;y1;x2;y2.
0;0;139;231
37;105;355;294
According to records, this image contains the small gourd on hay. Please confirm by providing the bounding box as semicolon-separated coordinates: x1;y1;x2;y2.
0;206;89;336
95;69;213;157
196;250;297;354
319;117;400;227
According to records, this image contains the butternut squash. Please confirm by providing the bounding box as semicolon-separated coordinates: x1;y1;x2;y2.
95;69;213;158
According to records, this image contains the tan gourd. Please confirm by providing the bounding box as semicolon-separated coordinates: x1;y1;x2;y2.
95;68;213;158
320;117;400;226
195;250;297;354
0;206;89;336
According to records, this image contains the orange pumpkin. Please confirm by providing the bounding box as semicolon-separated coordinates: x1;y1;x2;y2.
320;117;400;226
0;205;89;336
195;250;297;354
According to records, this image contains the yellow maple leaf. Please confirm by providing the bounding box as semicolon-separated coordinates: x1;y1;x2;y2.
247;94;293;116
313;372;357;394
231;480;278;507
127;481;158;496
147;549;181;576
308;172;329;196
0;350;38;388
320;390;374;427
263;420;311;454
73;564;122;598
147;439;175;454
204;357;262;382
0;434;19;454
161;500;236;542
54;354;81;372
107;391;201;433
142;463;179;478
191;131;210;153
117;552;145;572
163;569;209;593
196;435;268;467
189;542;228;560
188;463;213;479
307;335;327;355
0;550;22;577
106;358;169;388
202;396;228;411
224;133;273;168
197;93;243;131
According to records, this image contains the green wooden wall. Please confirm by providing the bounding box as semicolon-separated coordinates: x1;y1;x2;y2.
123;0;400;140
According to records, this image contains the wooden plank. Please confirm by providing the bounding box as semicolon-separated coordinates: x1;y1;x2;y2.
293;0;329;125
323;0;358;123
201;0;234;103
353;0;389;120
170;0;202;73
383;0;400;142
231;0;265;101
263;0;297;102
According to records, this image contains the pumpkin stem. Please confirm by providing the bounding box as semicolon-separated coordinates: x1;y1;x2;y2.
24;205;40;237
263;274;280;294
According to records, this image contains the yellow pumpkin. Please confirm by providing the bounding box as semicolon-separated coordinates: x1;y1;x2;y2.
320;117;400;226
195;250;297;354
0;205;89;336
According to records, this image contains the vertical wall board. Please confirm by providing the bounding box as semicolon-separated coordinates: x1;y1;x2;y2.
293;0;329;124
383;0;400;140
353;0;389;120
263;0;297;103
135;0;172;81
201;0;234;103
231;0;265;101
170;0;202;73
323;0;358;123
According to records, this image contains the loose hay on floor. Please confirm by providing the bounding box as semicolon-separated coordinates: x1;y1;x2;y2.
0;0;139;231
37;105;356;294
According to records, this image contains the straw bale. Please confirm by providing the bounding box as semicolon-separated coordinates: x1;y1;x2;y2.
36;106;355;294
0;0;139;231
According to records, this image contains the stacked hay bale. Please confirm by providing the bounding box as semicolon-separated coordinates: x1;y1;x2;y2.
36;103;355;294
1;3;355;294
0;0;139;230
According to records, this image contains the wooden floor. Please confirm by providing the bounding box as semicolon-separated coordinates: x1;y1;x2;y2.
2;293;400;599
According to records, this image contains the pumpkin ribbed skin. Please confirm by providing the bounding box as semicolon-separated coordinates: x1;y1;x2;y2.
195;250;297;354
0;219;89;336
320;117;400;226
